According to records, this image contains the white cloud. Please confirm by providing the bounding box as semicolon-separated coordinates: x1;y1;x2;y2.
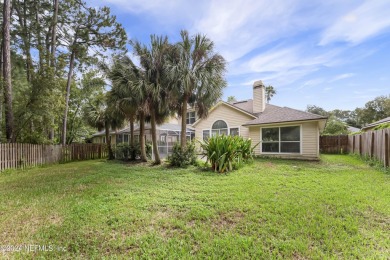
328;73;355;82
92;0;183;14
320;1;390;45
230;44;342;86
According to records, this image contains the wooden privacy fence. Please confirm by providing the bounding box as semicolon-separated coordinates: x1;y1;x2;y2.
320;135;349;154
0;143;108;171
320;129;390;167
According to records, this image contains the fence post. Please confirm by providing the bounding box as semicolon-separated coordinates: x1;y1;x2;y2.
337;135;341;154
359;135;362;156
371;132;375;158
385;133;389;168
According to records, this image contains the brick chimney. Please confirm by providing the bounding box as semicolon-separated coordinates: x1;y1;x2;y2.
253;80;266;113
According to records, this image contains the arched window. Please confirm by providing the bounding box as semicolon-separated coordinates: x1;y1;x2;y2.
212;120;228;136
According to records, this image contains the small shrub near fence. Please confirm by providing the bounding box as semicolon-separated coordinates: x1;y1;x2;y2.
0;143;107;171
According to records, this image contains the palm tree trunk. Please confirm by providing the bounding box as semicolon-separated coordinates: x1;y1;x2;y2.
180;96;188;148
61;50;75;145
139;111;147;162
2;0;15;143
129;115;135;160
105;123;114;160
150;108;161;164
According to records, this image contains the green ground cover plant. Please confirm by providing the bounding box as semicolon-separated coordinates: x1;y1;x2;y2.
0;155;389;258
200;135;258;173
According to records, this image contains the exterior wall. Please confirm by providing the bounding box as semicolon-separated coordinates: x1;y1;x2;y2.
248;121;320;160
91;134;118;144
166;116;180;125
194;104;255;142
92;136;102;144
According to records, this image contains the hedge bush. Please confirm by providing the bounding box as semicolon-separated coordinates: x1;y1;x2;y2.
167;142;197;167
115;142;152;160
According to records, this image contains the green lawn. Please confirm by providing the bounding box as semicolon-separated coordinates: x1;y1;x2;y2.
0;155;389;259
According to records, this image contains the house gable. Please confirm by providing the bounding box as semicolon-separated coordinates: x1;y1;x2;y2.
194;102;256;140
192;101;256;127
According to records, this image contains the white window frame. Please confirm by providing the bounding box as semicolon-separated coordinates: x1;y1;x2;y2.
160;134;167;143
186;111;196;125
229;126;240;136
260;125;302;154
211;120;229;136
202;129;211;141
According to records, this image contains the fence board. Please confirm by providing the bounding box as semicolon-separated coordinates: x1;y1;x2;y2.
0;143;107;171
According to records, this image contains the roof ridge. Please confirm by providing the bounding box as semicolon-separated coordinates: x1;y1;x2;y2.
282;105;328;118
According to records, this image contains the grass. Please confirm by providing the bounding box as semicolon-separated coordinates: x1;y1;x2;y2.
0;155;389;259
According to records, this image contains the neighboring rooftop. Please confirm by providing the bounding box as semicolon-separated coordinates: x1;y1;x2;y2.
243;104;327;126
347;126;360;133
230;99;254;114
362;117;390;130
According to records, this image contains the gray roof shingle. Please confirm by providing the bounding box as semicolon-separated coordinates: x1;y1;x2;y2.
231;99;254;114
362;117;390;129
243;104;327;126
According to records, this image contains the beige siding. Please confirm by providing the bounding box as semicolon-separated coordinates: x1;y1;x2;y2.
248;121;321;160
194;104;255;141
167;116;180;125
92;136;102;143
302;121;319;158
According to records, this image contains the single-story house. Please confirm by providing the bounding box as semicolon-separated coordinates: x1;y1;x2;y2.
361;117;390;131
192;80;327;160
92;80;327;160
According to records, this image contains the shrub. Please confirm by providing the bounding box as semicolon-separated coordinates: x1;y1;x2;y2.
167;142;197;167
115;142;152;161
115;143;131;160
200;135;258;173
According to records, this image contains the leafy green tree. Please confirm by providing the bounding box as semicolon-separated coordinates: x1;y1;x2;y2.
2;0;14;142
66;71;106;144
265;85;276;103
167;30;227;149
84;93;124;160
359;95;390;126
61;2;127;145
322;116;349;136
306;105;329;117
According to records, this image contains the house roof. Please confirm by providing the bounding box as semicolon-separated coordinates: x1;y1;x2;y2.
347;126;360;132
362;117;390;130
243;104;327;126
230;99;254;114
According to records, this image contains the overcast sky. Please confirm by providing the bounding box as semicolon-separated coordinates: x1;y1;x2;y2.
89;0;390;111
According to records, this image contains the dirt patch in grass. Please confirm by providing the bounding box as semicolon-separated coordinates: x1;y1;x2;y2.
211;211;245;231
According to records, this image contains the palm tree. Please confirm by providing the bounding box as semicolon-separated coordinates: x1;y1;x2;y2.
104;56;148;161
131;35;172;164
227;96;237;103
265;85;276;103
84;93;124;160
166;30;227;148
